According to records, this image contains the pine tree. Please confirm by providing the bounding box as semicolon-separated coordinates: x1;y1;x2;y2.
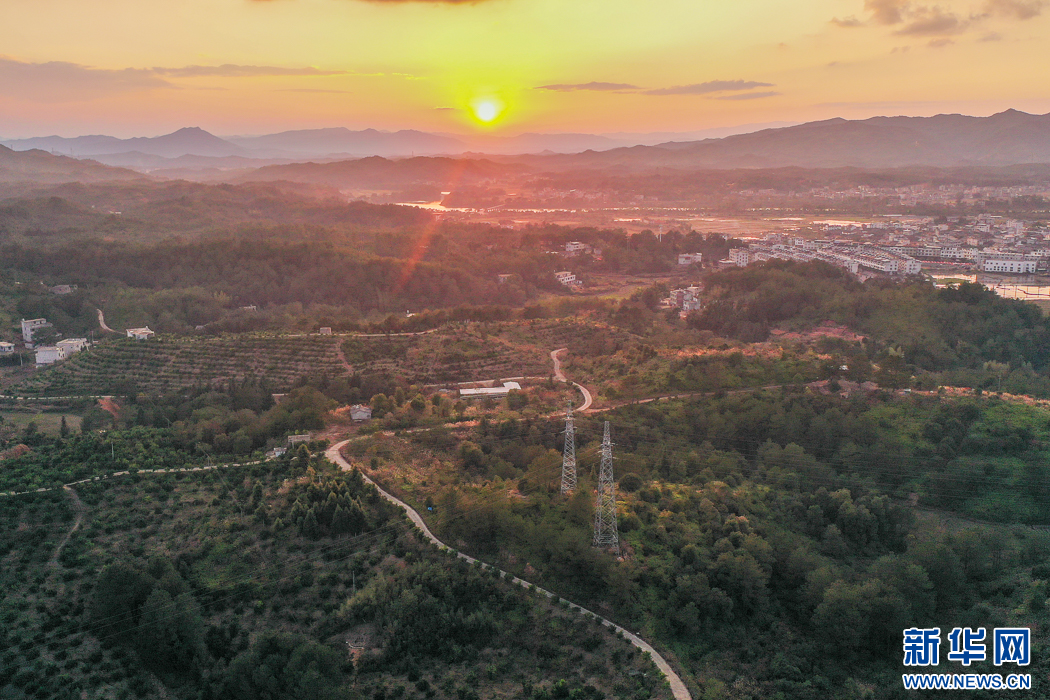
301;510;321;539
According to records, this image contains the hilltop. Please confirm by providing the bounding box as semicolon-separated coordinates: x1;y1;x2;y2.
0;145;144;185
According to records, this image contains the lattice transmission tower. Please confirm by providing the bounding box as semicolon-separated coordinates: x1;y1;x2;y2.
592;420;620;555
560;403;577;494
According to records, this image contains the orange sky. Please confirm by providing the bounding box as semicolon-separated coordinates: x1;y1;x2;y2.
2;0;1049;137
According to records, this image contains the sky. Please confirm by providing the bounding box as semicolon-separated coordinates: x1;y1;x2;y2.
2;0;1050;138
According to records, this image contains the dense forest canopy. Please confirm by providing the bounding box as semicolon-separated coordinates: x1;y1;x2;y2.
690;261;1050;373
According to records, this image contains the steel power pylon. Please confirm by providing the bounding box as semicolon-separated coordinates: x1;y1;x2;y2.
560;403;577;494
592;420;619;555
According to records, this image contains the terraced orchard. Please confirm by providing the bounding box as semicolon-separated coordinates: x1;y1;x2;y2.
11;336;343;396
341;326;552;384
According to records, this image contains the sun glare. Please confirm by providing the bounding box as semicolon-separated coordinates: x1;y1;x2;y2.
470;97;504;125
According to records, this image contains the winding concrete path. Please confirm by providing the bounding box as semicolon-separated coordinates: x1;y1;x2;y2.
550;348;594;412
96;308;117;334
326;440;691;700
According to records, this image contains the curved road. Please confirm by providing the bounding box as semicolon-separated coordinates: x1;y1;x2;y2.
550;348;594;411
326;441;691;700
96;308;117;334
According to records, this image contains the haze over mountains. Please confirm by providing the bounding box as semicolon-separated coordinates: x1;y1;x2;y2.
4;110;1050;186
0;144;145;185
0;122;795;169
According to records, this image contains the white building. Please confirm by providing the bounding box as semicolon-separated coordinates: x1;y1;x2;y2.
565;241;588;255
460;381;522;399
319;327;333;336
21;318;51;345
0;342;14;354
728;249;750;266
349;404;372;421
554;271;578;286
57;338;88;354
126;327;155;340
983;258;1038;273
670;286;703;311
677;253;703;266
35;346;66;365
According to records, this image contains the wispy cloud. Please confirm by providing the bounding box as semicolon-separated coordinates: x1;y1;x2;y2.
985;0;1047;18
715;91;780;101
834;0;1044;38
154;64;347;78
536;81;640;91
895;8;968;35
0;57;170;102
0;57;355;102
277;88;352;93
251;0;489;4
645;79;774;96
866;0;910;24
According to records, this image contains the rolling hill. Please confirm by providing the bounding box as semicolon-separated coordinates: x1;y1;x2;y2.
519;109;1050;171
0;145;145;185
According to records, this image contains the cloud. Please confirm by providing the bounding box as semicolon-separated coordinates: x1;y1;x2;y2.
0;57;170;102
252;0;490;4
536;81;640;91
715;91;780;101
0;57;358;102
985;0;1047;18
866;0;910;24
895;8;967;35
838;0;1042;38
645;79;774;96
979;30;1004;39
154;64;346;78
928;37;955;46
277;88;351;93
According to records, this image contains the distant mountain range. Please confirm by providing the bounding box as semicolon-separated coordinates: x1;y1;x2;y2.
0;122;797;170
522;109;1050;171
5;111;1050;184
2;127;246;159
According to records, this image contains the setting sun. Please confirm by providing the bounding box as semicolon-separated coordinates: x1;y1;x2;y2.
470;97;504;125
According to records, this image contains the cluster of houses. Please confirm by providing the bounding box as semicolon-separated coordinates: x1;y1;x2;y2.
563;241;602;258
554;271;581;287
725;235;1048;277
4;317;156;366
667;285;703;312
723;242;923;276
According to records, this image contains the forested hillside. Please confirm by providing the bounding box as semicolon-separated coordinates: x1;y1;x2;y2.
1;449;664;699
